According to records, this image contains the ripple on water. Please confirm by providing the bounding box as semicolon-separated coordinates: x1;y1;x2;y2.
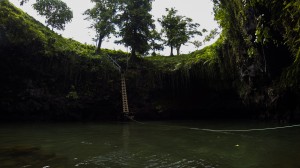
74;151;218;168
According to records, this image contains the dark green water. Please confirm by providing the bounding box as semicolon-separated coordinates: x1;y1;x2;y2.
1;121;300;168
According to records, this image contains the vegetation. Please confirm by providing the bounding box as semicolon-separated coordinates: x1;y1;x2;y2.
0;0;123;121
148;28;164;56
19;0;29;5
115;0;154;59
84;0;117;53
211;0;300;120
158;8;201;56
0;0;299;121
33;0;73;31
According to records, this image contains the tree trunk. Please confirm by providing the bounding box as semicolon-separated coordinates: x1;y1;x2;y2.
176;46;181;56
130;47;137;61
130;28;139;61
96;36;103;54
170;45;174;56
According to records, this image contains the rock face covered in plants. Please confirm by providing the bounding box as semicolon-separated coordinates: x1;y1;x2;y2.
0;1;123;121
0;0;299;121
212;0;300;121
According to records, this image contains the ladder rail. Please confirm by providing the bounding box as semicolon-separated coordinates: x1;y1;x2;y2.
121;74;129;114
105;54;121;72
102;53;132;118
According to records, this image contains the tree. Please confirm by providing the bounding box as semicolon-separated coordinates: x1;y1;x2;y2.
19;0;29;6
149;28;164;56
33;0;73;31
203;28;220;44
158;8;179;56
115;0;154;59
159;8;201;56
84;0;117;53
191;40;202;50
175;17;201;55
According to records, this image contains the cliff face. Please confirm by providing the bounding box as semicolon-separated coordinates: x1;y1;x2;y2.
0;0;123;121
0;0;299;121
211;0;300;121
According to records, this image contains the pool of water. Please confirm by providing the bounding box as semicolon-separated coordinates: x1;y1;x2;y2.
0;120;300;168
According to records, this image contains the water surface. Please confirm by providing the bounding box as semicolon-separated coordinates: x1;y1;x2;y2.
1;121;300;168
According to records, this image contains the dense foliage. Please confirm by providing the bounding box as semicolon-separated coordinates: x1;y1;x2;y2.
115;0;154;58
1;0;299;121
33;0;73;30
1;0;243;121
158;8;201;56
212;0;300;120
0;0;126;121
85;0;206;58
84;0;117;53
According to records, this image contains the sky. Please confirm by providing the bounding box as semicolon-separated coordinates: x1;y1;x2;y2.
9;0;219;55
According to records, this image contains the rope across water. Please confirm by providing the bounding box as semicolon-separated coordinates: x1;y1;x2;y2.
190;124;300;132
126;118;300;132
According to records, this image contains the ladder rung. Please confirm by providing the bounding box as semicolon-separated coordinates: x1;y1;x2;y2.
121;75;131;114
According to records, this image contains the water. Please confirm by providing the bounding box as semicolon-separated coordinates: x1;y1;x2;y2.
1;121;300;168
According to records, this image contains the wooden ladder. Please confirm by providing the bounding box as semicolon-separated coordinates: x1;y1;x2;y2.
121;74;129;114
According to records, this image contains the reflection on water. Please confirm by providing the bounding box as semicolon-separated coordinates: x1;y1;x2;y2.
123;124;130;151
0;121;300;168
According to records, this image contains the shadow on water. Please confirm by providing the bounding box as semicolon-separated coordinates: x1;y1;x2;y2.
0;145;68;168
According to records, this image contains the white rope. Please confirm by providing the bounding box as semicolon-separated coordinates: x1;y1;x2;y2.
125;117;300;132
189;124;300;132
125;115;145;124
